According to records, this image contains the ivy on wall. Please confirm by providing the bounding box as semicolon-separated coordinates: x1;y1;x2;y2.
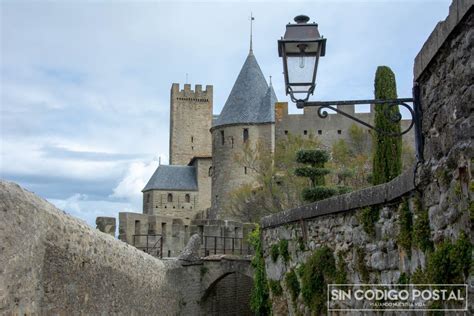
249;225;271;315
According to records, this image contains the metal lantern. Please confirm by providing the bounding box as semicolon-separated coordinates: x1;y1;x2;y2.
278;15;326;106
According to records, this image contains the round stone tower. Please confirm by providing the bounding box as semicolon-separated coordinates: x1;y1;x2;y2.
211;51;277;220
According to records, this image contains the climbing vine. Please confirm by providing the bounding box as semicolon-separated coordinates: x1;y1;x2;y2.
248;225;271;315
397;199;413;257
285;269;300;304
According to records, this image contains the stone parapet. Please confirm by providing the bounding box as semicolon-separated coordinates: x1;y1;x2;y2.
261;169;415;228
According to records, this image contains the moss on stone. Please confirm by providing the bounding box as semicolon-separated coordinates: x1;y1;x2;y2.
356;247;370;284
285;269;300;304
412;232;472;288
279;239;290;263
270;244;279;263
200;266;209;278
268;279;283;297
301;246;336;314
335;252;348;285
297;236;305;252
413;209;433;253
397;272;409;285
358;206;379;237
397;199;413;257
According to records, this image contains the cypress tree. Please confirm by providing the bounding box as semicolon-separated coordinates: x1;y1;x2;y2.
372;66;402;185
295;149;336;202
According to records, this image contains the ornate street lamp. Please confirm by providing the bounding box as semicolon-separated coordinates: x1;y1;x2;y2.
278;15;423;160
278;15;326;105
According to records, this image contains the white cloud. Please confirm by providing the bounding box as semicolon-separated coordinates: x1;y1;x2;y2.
111;159;160;208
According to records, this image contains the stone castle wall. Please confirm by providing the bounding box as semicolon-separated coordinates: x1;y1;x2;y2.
275;101;415;150
260;1;473;314
118;211;255;258
192;157;213;214
143;188;198;218
169;83;213;165
211;123;275;219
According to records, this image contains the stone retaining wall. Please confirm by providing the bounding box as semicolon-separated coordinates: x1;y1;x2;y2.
260;1;473;314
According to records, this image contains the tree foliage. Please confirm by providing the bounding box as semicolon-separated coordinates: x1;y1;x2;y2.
295;148;337;203
230;133;321;222
372;66;402;185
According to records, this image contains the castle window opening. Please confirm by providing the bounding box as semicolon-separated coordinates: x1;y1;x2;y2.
185;194;190;203
243;128;249;142
220;130;225;145
208;166;213;177
191;136;194;143
304;130;308;135
284;130;288;135
167;193;173;203
134;220;140;235
244;167;248;174
337;130;342;134
161;222;167;236
318;130;322;135
231;137;234;148
146;193;150;203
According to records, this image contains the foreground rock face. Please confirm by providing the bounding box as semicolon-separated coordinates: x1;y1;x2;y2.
0;180;254;315
0;180;179;315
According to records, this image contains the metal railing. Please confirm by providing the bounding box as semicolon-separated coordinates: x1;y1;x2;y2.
132;234;163;258
202;236;253;257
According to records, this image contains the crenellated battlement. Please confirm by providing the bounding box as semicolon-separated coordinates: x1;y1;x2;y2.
171;83;213;101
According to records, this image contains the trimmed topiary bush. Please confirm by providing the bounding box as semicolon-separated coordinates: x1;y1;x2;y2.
295;148;337;203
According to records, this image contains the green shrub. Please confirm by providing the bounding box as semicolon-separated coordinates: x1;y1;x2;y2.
302;187;337;202
301;246;336;313
279;239;290;263
413;210;433;253
294;166;331;178
397;199;413;257
270;244;279;262
397;272;409;285
268;279;283;297
334;252;348;285
359;206;379;237
296;149;330;165
285;269;300;303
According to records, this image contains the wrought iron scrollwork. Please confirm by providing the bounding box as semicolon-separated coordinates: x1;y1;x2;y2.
303;98;415;137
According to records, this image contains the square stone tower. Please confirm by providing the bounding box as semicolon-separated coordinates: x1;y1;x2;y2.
169;83;213;165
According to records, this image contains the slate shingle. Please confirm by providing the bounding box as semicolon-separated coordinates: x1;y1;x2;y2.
142;165;198;192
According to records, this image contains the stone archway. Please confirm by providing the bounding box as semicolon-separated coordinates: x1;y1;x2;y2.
201;272;253;316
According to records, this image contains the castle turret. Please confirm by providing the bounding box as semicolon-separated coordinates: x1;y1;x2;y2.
211;51;277;219
170;83;213;165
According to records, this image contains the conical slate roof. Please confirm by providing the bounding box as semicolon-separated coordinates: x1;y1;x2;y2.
213;52;276;127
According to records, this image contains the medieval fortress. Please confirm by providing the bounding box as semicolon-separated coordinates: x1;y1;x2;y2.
102;48;414;256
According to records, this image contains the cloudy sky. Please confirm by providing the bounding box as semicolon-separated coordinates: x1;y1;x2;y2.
1;0;450;227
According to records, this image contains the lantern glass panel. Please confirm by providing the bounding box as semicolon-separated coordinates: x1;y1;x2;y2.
287;55;316;92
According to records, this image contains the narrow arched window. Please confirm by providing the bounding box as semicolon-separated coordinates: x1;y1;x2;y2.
208;166;213;177
167;193;173;203
185;194;190;203
220;130;225;145
243;128;249;143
